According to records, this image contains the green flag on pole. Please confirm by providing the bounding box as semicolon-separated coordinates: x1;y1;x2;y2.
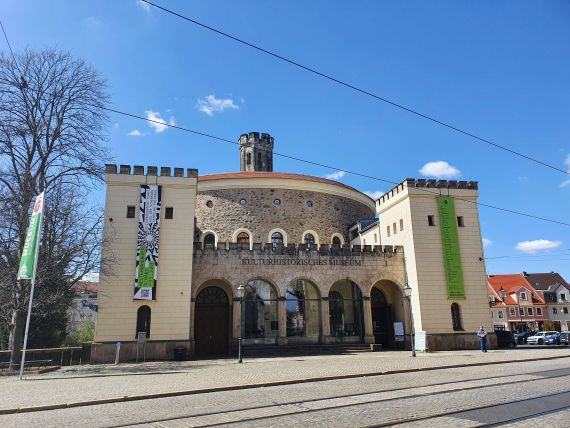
17;192;45;280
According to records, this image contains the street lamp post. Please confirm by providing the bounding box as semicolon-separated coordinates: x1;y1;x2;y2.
236;283;245;364
403;284;416;357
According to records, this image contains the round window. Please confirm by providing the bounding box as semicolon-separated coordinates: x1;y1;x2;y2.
334;205;340;212
307;201;313;207
274;199;281;205
206;200;213;208
240;199;246;205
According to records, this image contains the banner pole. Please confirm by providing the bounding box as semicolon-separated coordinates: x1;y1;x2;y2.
19;201;43;381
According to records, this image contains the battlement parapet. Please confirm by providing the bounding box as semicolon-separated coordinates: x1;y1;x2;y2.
238;132;275;149
105;164;198;178
194;241;403;257
377;178;479;205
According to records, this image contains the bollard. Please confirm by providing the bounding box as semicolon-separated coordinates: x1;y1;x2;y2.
115;342;121;365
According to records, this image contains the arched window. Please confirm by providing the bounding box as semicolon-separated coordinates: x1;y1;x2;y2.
196;286;228;303
271;232;283;247
332;236;341;246
237;232;250;244
204;233;215;243
136;305;151;339
451;303;462;331
286;280;321;344
371;287;387;306
304;233;315;245
243;280;278;345
329;280;364;343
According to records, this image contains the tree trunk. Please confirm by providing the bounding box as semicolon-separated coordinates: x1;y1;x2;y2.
8;308;25;371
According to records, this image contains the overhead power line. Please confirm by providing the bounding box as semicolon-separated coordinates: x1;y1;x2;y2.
142;0;570;178
486;249;570;260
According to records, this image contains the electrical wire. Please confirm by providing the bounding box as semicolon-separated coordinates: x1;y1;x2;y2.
142;0;570;178
0;20;16;61
486;249;570;260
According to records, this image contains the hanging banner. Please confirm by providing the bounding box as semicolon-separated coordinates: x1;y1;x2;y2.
134;185;161;300
17;192;45;280
437;197;466;299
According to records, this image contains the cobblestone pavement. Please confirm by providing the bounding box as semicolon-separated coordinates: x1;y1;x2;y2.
1;348;569;412
1;357;570;427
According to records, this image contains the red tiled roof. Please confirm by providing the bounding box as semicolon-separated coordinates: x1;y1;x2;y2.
487;274;545;305
73;281;98;293
198;172;371;199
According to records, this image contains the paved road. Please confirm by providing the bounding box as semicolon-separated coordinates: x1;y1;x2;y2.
2;358;570;427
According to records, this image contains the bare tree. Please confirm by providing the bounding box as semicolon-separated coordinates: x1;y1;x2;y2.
0;47;112;369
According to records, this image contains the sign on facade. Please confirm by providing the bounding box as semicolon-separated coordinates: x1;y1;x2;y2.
415;331;427;351
437;197;466;299
134;185;161;300
393;322;404;336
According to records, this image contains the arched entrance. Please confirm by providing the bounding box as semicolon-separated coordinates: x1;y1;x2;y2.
371;287;394;349
195;286;230;355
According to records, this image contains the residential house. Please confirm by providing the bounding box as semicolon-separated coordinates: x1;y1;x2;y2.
68;282;98;332
487;275;548;333
522;272;570;332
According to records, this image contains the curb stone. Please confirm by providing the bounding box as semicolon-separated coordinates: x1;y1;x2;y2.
1;354;569;415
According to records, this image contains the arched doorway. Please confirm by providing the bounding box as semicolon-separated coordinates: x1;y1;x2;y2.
243;280;278;345
371;287;394;349
329;280;364;343
195;286;230;355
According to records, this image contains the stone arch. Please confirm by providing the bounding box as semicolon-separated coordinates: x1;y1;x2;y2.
242;276;281;298
330;233;345;246
192;277;234;299
267;228;288;246
283;276;323;300
279;272;325;296
199;230;218;247
301;229;320;245
232;227;253;250
325;276;367;297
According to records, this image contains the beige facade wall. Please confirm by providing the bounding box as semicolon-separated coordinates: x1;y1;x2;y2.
377;179;492;336
95;166;197;343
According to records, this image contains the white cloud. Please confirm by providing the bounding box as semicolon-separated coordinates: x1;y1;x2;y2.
114;123;119;128
83;271;99;282
137;0;150;11
514;239;562;254
419;161;461;179
145;111;175;133
240;97;245;103
364;190;385;200
128;130;147;136
482;238;492;247
197;95;239;116
84;17;103;29
325;171;346;180
560;154;570;187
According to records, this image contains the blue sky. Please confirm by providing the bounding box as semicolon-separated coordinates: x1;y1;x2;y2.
2;1;569;278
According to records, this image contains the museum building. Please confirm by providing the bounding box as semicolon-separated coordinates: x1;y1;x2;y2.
92;132;494;363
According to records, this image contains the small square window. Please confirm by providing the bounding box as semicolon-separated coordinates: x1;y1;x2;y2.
400;219;404;231
165;207;173;219
528;308;534;316
520;292;527;301
428;215;435;226
561;293;567;301
457;216;464;227
548;294;554;301
564;307;569;314
553;307;558;314
127;206;135;218
510;308;516;316
537;308;543;316
498;311;504;319
386;226;390;237
519;307;525;316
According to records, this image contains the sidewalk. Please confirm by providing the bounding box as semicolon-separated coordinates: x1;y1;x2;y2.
1;348;569;414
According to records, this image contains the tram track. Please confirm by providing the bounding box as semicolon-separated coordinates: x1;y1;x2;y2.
113;369;570;428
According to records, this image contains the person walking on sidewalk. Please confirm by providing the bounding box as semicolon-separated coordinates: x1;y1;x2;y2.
478;326;488;353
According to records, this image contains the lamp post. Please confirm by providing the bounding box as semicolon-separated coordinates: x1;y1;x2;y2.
403;283;416;357
236;283;245;363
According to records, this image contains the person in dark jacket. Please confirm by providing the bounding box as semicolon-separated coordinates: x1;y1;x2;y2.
477;326;488;353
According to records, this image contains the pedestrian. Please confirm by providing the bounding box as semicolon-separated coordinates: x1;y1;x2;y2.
477;325;488;353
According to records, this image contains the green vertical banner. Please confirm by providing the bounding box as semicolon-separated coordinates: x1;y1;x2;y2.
17;192;45;280
437;197;466;299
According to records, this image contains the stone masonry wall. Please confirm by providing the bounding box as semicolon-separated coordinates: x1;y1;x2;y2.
195;188;375;244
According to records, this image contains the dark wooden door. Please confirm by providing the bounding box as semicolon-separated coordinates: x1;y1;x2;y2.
195;304;229;356
372;306;394;349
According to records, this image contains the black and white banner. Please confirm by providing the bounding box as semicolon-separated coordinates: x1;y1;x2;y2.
134;185;161;300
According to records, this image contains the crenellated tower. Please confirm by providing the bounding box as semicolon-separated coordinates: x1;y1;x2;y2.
239;132;274;172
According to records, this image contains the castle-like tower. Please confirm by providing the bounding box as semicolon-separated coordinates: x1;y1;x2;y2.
239;132;274;172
